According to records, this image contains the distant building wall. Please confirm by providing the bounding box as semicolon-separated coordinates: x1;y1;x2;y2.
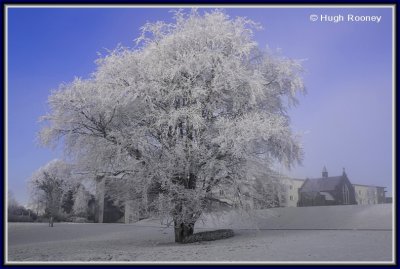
376;187;386;204
353;184;386;205
280;178;304;207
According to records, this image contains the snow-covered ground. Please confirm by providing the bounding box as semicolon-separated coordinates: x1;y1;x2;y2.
7;204;393;263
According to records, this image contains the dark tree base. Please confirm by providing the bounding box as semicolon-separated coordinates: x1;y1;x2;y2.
180;229;234;244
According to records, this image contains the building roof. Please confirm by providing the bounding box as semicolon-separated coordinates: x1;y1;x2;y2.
300;176;344;192
290;178;306;182
352;183;386;188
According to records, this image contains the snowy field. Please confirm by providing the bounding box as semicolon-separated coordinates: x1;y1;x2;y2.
7;204;393;263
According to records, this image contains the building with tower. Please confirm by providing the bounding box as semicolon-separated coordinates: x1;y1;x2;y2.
297;167;357;207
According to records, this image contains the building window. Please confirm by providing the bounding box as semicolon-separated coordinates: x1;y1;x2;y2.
358;190;361;195
219;189;224;196
290;195;293;201
289;185;293;190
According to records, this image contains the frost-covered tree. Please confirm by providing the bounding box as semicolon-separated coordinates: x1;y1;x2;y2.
27;188;47;216
73;185;91;218
253;173;287;209
7;190;21;219
29;159;72;227
39;10;304;242
60;181;81;215
8;190;19;210
61;189;75;215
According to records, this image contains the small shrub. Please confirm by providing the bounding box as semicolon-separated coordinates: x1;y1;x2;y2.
8;215;34;222
182;229;234;244
35;216;49;223
72;217;89;223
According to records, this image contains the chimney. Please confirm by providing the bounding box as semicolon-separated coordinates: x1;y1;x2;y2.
322;166;328;178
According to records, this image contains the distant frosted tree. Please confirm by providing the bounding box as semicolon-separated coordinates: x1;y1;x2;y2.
253;176;287;209
8;190;20;217
60;181;81;215
39;10;304;242
73;185;90;218
8;190;18;208
61;189;75;215
29;159;72;227
27;190;47;216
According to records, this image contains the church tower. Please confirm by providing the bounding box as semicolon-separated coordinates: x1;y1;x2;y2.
322;166;328;178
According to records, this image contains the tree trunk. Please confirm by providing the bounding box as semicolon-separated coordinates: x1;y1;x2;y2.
172;173;198;243
49;216;54;227
174;221;194;243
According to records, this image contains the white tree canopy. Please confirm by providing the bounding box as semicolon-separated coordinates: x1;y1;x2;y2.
39;9;304;241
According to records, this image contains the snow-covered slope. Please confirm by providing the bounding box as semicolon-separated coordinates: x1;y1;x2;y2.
7;204;393;262
197;204;392;230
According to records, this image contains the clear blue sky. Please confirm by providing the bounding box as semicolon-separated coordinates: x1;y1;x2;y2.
7;7;393;205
